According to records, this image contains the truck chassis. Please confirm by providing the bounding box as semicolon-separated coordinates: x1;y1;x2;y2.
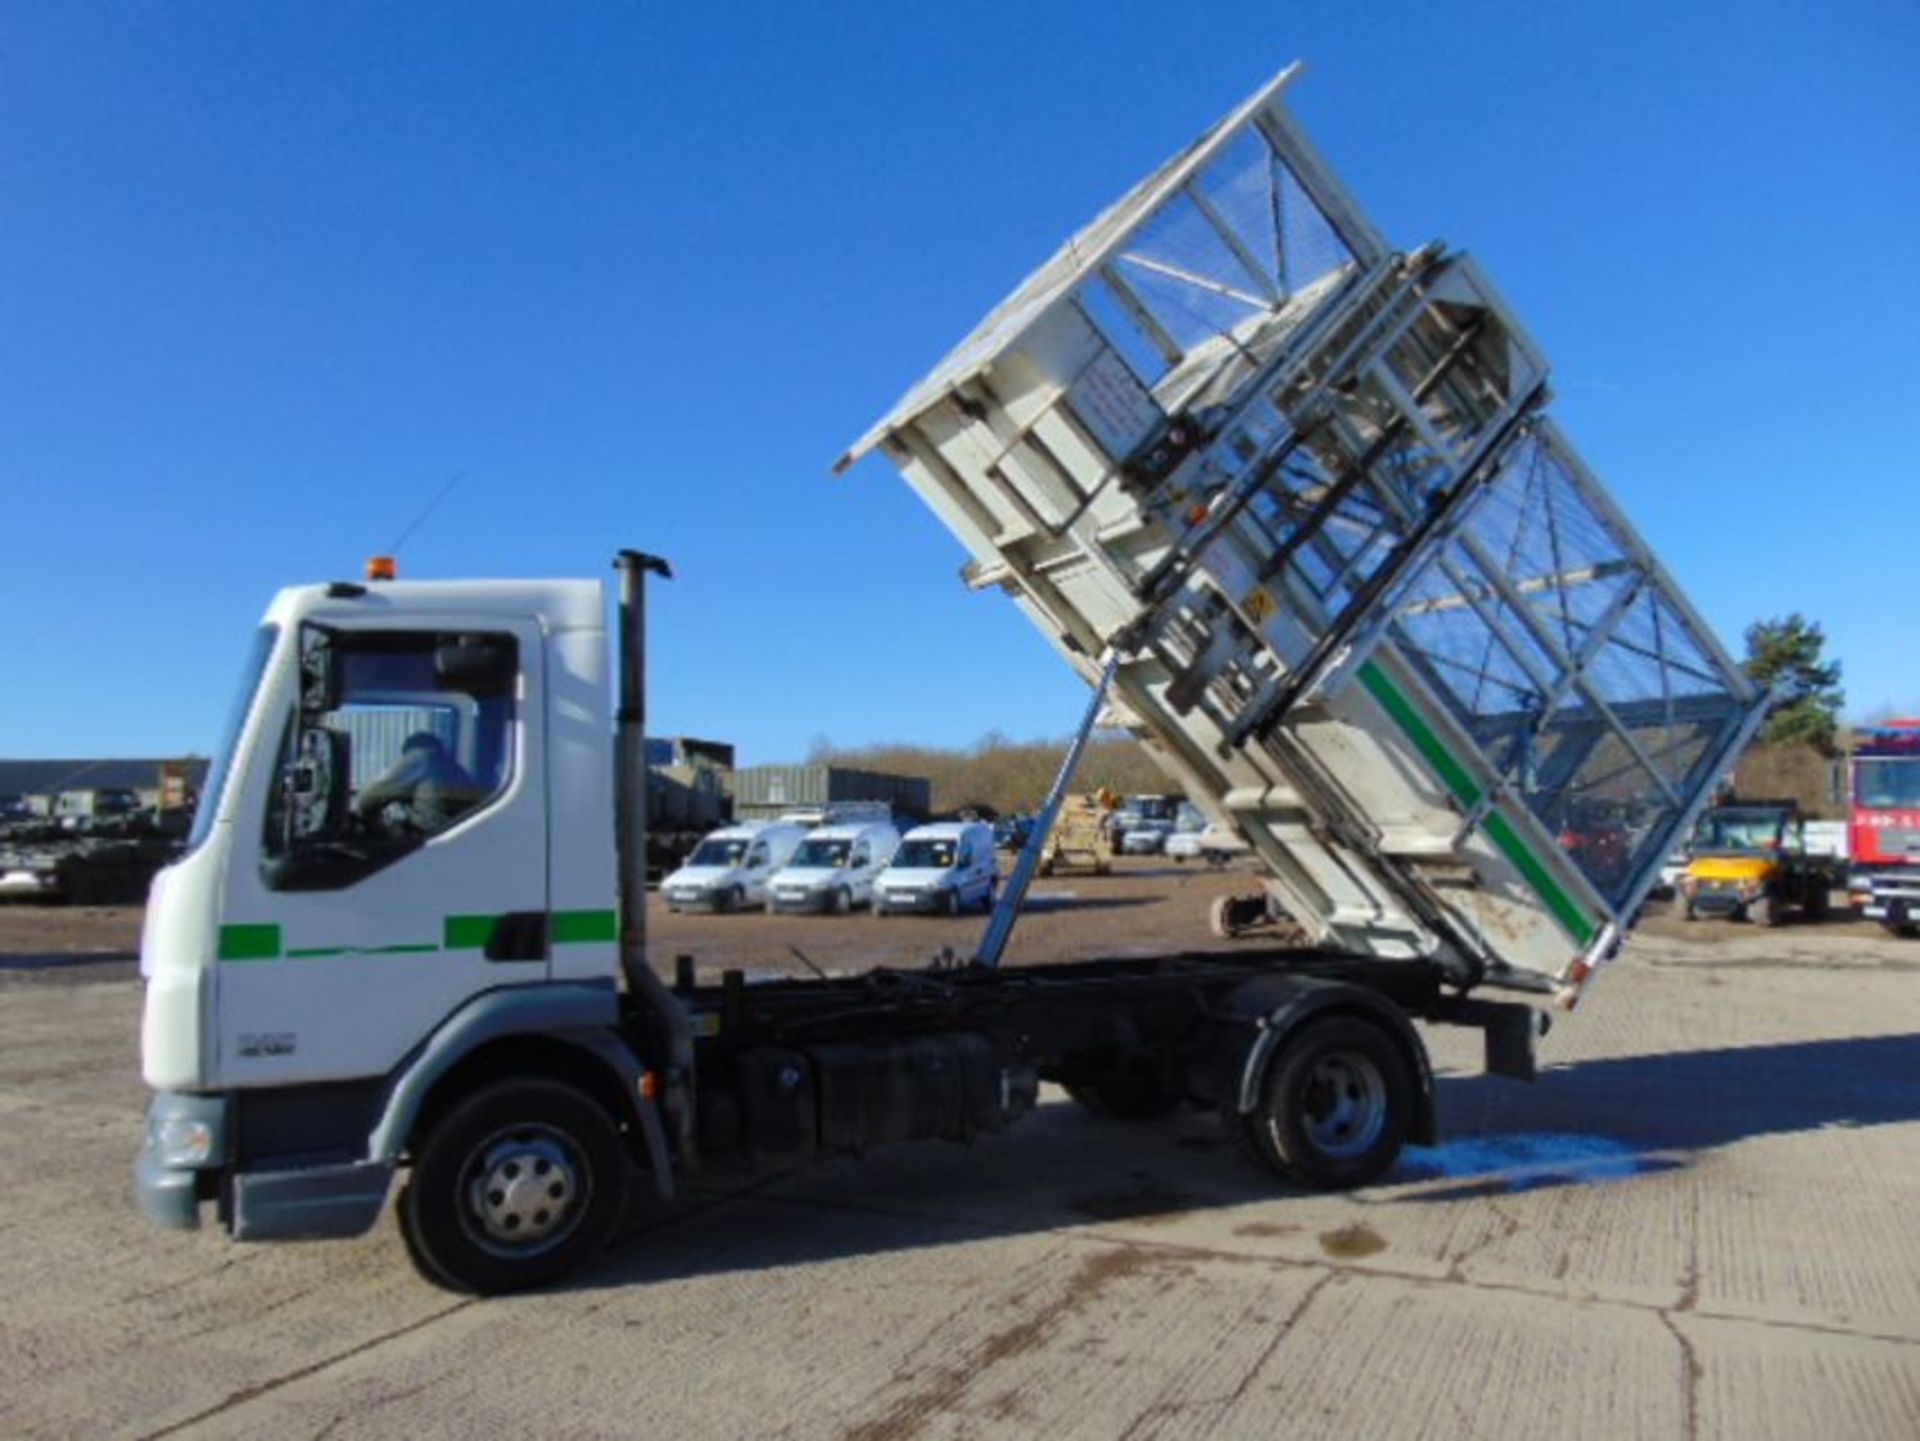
391;945;1536;1293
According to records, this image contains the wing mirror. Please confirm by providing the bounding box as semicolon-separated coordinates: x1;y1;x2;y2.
298;625;342;714
283;727;350;846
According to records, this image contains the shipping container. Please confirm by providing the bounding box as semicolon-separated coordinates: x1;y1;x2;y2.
729;764;931;823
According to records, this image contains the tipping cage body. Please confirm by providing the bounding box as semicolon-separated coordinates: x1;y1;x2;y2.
840;65;1767;1002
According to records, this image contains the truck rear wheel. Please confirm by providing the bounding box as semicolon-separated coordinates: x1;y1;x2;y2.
400;1078;628;1295
1236;1016;1413;1189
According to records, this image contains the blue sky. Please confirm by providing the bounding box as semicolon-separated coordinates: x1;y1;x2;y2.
2;2;1915;764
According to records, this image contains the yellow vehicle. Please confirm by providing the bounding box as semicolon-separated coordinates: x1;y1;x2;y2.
1037;789;1116;877
1678;799;1839;926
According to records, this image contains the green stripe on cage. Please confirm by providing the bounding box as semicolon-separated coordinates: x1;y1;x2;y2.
1358;661;1596;945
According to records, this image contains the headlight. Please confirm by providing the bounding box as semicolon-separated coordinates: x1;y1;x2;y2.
152;1116;216;1167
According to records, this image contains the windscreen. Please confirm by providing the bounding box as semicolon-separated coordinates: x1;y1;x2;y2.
689;837;751;867
1857;760;1920;809
895;839;956;869
791;839;852;868
1691;810;1783;853
187;624;280;852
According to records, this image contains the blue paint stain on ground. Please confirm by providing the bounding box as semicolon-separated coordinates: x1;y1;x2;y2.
1398;1134;1654;1192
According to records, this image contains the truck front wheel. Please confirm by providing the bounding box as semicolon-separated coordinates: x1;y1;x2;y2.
400;1078;629;1295
1237;1016;1414;1189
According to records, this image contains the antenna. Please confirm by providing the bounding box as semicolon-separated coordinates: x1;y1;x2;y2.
386;469;468;556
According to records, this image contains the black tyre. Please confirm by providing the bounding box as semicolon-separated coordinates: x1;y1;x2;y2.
1805;885;1832;922
1066;1077;1180;1121
1750;894;1778;928
400;1078;629;1295
1236;1016;1414;1189
944;888;961;917
829;886;851;916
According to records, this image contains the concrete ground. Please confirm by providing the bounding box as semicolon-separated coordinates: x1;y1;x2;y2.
3;868;1918;1439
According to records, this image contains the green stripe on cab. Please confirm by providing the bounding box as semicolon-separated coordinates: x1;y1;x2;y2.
218;923;282;961
552;909;617;944
443;914;499;950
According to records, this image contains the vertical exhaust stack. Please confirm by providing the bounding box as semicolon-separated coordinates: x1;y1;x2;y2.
613;549;698;1167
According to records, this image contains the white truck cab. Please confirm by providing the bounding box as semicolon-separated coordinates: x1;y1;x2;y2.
873;821;998;916
136;573;652;1283
767;821;900;913
661;821;807;913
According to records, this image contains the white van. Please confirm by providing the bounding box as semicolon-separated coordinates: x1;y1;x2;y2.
872;821;998;916
766;821;901;914
662;821;808;913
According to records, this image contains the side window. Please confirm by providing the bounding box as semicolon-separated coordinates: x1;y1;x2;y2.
957;843;974;869
747;844;769;868
852;843;871;868
262;626;518;891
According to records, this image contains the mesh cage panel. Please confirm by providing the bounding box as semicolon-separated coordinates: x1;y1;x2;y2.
1078;126;1354;381
1387;431;1751;906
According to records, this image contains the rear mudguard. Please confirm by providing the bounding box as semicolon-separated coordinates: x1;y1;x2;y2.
1190;973;1437;1146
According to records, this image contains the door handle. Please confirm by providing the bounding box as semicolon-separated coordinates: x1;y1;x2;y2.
485;911;549;962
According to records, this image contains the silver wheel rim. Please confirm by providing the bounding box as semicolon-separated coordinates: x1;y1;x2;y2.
1299;1052;1387;1159
458;1123;590;1259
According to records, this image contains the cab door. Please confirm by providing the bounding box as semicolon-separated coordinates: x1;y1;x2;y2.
214;616;549;1088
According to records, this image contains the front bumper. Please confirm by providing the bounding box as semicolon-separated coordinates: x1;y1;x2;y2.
664;889;739;913
769;890;836;914
136;1147;205;1230
136;1090;392;1240
134;1091;229;1230
875;889;948;915
1862;874;1920;924
1687;893;1750;916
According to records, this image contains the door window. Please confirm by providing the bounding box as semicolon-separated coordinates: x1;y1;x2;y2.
262;627;518;890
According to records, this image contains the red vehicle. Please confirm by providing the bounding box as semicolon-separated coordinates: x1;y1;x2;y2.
1849;720;1920;936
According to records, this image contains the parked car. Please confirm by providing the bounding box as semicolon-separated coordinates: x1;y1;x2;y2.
1119;818;1174;855
872;821;998;915
766;821;900;914
1678;799;1841;926
993;814;1033;851
1167;820;1250;864
661;821;808;912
